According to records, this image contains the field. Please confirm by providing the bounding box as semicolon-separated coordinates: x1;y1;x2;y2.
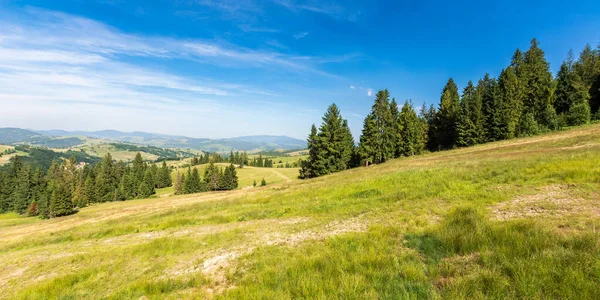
79;143;159;162
0;145;27;166
1;124;600;299
171;164;300;189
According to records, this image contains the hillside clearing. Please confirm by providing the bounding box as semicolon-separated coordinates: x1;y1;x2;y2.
0;124;599;299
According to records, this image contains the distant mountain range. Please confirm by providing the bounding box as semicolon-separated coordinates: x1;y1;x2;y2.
0;128;305;152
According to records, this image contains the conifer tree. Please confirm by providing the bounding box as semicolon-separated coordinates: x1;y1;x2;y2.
398;101;426;156
137;169;155;199
84;172;97;204
12;165;31;214
96;153;116;202
555;51;592;125
520;39;555;128
456;81;483;146
204;162;220;191
260;178;266;186
389;98;402;157
72;180;87;207
173;171;183;195
499;66;524;138
481;75;508;141
299;124;320;179
433;79;461;149
149;163;159;188
309;104;354;176
358;90;395;164
49;183;73;217
157;161;172;188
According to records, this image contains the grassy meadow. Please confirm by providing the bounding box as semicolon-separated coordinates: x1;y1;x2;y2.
0;124;599;299
171;163;300;190
0;145;27;166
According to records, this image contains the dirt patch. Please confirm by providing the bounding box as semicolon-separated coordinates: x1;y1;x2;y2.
164;216;369;294
490;185;599;221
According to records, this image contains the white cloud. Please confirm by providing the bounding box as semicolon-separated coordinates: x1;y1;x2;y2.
0;7;357;138
349;85;356;89
293;32;309;40
367;88;373;97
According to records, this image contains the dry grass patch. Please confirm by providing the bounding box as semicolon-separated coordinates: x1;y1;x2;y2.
490;185;600;221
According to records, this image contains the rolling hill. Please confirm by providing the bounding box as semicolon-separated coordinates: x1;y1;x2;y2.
35;129;305;152
1;124;599;298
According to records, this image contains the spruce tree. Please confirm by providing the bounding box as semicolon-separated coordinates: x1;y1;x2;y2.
96;153;116;202
260;178;266;186
157;161;172;188
190;167;202;192
310;104;354;176
555;51;592;125
49;183;73;217
481;75;507;141
389;98;402;157
12;165;31;214
204;162;220;191
433;78;461;149
398;101;425;156
499;66;524;138
299;125;318;179
457;81;483;146
84;172;97;204
138;169;155;199
174;171;183;195
358;90;395;164
520;39;555;128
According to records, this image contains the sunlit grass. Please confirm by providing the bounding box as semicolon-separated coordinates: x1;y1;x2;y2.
0;124;599;299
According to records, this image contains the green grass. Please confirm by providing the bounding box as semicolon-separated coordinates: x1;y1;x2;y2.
171;163;300;188
1;124;599;299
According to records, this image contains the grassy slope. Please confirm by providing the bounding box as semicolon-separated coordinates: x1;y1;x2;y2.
171;164;300;189
0;125;599;299
0;145;28;166
79;143;159;161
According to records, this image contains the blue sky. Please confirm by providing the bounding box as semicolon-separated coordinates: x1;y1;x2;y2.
0;0;598;139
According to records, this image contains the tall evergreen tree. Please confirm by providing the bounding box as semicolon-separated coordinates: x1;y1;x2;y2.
555;51;592;125
309;104;355;176
138;168;155;199
499;66;524;138
299;124;318;179
95;153;116;202
157;161;172;188
12;165;32;214
358;90;395;164
481;75;507;141
456;81;484;146
204;162;220;190
174;171;183;195
520;39;555;128
389;98;402;157
49;183;73;217
432;78;461;149
398;101;426;156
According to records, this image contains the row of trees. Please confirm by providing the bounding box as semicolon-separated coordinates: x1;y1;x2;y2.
173;163;238;195
0;152;172;218
190;153;226;166
301;39;600;178
0;148;16;157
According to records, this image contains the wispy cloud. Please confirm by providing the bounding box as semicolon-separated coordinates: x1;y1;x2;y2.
367;88;373;97
349;85;356;89
293;32;309;40
0;7;354;137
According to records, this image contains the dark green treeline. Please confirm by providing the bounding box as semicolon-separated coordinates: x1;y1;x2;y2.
0;152;172;218
301;39;600;179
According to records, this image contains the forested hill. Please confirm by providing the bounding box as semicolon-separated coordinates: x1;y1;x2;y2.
35;130;305;151
0;128;84;148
